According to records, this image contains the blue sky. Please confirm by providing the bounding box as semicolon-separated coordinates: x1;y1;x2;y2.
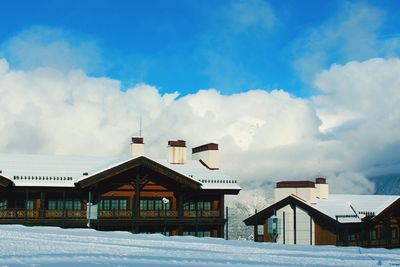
1;0;400;96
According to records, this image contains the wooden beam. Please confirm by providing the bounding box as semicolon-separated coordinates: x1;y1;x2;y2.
0;175;11;187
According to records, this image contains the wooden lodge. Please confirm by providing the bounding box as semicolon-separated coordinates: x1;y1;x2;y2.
244;178;400;248
0;138;240;238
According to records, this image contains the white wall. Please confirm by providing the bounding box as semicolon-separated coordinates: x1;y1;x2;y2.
273;204;314;245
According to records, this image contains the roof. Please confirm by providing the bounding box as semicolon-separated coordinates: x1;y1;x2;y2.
0;153;240;192
244;193;400;225
311;194;400;223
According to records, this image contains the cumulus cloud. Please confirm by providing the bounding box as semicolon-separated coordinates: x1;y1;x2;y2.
2;55;396;202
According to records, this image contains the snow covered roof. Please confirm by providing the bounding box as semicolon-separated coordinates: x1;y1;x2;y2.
155;159;240;190
0;153;240;191
0;153;116;187
308;194;400;223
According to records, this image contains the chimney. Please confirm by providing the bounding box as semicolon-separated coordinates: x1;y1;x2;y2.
167;140;187;164
192;143;219;170
274;180;316;203
131;137;144;157
315;177;329;199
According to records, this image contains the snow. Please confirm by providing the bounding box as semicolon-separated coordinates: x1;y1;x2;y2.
0;153;240;190
310;194;400;223
0;225;399;266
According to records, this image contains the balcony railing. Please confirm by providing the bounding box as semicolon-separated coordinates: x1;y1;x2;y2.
0;209;86;219
99;210;132;218
183;210;220;217
0;208;221;220
0;209;40;218
140;210;178;217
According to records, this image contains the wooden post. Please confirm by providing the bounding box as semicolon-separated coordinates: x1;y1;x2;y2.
254;209;258;242
40;192;45;219
225;206;229;240
283;211;286;244
293;204;296;245
62;191;66;228
25;188;28;221
309;215;312;245
177;190;183;235
134;175;141;220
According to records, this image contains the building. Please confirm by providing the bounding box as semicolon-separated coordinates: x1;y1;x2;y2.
244;178;400;248
0;138;240;238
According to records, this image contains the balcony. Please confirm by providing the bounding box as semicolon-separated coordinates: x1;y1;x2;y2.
184;210;220;217
0;209;86;219
140;210;178;217
0;208;221;220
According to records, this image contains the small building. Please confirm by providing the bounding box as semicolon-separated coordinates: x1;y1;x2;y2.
244;178;400;248
0;138;240;238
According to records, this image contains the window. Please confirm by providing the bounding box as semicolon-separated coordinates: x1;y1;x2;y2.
26;200;35;210
184;202;196;211
392;228;398;240
184;201;211;211
0;199;7;210
48;200;57;210
197;201;211;211
369;229;378;240
65;200;81;210
182;231;211;237
140;199;170;211
100;199;127;210
348;233;356;241
48;199;81;210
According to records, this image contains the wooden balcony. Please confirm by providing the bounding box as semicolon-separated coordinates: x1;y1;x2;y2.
0;208;221;220
0;209;40;218
0;209;86;219
140;210;178;217
99;210;132;218
183;210;220;217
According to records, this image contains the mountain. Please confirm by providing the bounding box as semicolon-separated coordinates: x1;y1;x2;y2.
369;173;400;195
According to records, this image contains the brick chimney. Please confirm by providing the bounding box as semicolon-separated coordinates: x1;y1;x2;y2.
167;140;187;164
192;143;219;170
315;177;329;199
131;137;144;157
274;178;329;203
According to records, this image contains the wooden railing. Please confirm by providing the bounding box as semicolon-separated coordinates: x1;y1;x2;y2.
140;210;178;217
0;209;40;218
183;210;220;218
45;210;87;218
0;209;86;219
99;210;132;218
0;209;221;220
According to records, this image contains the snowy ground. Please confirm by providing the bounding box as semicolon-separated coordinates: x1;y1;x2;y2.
0;225;400;267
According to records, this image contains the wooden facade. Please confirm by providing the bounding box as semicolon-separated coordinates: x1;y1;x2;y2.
0;156;240;238
244;195;400;248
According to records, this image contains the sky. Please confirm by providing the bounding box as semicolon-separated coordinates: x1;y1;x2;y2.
1;0;400;202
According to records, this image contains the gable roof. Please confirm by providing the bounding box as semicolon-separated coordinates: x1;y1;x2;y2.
0;153;240;193
76;156;202;190
244;195;339;227
244;194;400;226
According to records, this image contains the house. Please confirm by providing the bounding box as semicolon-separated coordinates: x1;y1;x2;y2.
0;137;240;238
244;178;400;248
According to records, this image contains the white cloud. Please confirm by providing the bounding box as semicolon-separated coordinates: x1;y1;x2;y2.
293;3;400;83
229;0;276;32
1;56;391;201
0;26;103;73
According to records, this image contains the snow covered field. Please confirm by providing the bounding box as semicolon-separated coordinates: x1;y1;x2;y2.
0;225;399;267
